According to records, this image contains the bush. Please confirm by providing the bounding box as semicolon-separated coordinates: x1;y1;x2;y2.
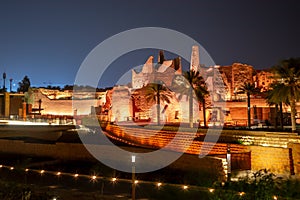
210;169;300;200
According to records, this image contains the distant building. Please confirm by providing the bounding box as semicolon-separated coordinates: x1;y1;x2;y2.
219;63;255;101
3;46;298;127
32;88;106;116
0;92;24;118
254;70;275;92
132;51;182;89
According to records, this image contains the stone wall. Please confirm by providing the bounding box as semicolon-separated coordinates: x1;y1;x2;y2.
254;70;275;92
288;143;300;175
0;139;225;180
1;138;299;177
111;86;132;122
219;99;274;125
31;89;103;116
219;130;300;148
0;139;94;161
105;125;300;175
248;145;291;175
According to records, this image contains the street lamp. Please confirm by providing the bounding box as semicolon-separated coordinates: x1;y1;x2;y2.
131;155;136;200
226;144;231;182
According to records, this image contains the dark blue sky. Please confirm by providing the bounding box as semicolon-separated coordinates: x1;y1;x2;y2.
0;0;299;89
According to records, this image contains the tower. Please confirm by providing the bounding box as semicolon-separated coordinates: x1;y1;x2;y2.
190;45;200;72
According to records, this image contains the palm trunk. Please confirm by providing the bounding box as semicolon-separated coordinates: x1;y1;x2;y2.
157;90;160;126
189;88;193;128
280;102;283;130
274;104;278;129
202;99;207;127
290;95;296;133
247;92;251;129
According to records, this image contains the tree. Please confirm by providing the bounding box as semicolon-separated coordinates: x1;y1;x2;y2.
62;84;74;91
195;82;209;127
17;76;31;93
172;70;208;128
239;82;257;129
184;70;208;128
46;85;61;90
144;81;173;125
272;58;300;132
265;83;289;129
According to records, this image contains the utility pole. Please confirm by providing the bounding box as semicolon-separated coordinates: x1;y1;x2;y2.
3;72;6;91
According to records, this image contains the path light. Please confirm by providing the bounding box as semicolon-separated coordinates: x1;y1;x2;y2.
40;170;45;174
226;144;231;182
91;175;97;180
131;155;136;200
25;169;29;172
74;173;79;178
209;188;214;193
112;178;117;182
157;182;162;187
134;180;139;184
0;165;2;168
273;196;277;200
239;192;245;196
56;172;61;176
131;155;136;163
10;167;14;170
183;185;188;190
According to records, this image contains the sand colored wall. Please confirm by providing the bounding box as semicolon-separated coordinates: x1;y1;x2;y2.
248;145;291;175
288;143;300;175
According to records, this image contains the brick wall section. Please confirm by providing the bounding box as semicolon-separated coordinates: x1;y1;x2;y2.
217;130;300;148
105;125;248;155
247;145;291;175
105;125;300;175
288;143;300;175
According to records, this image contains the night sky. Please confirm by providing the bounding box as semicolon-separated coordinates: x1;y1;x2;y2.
0;0;299;89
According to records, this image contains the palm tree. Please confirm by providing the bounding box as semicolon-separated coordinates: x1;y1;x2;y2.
265;83;289;129
172;70;208;128
144;81;173;125
272;58;300;132
194;79;209;127
239;82;257;129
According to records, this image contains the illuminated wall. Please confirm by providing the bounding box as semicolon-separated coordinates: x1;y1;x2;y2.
31;88;105;116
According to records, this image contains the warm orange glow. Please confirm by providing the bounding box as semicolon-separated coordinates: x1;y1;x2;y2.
183;185;188;190
74;173;79;178
112;177;117;182
157;182;162;187
134;180;139;184
56;172;61;176
209;188;214;193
